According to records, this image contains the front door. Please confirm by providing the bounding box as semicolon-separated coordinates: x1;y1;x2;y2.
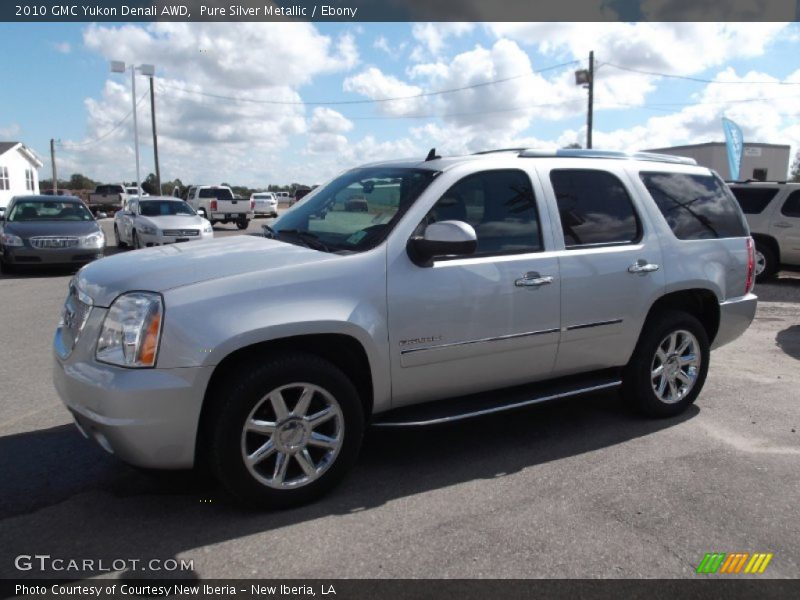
387;168;561;407
773;190;800;264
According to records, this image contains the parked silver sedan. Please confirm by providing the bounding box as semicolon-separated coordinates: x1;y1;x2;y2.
0;195;105;273
114;197;213;249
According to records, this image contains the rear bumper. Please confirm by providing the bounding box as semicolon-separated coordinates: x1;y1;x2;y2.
210;213;252;221
712;293;757;350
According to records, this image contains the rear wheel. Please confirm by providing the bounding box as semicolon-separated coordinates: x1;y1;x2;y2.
208;353;364;508
622;310;709;418
132;231;143;249
754;243;778;282
237;218;248;230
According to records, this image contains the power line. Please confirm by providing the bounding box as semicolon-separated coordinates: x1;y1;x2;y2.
58;93;148;149
157;60;582;106
601;61;800;85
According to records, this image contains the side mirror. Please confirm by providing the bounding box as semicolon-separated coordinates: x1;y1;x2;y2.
407;220;477;267
96;212;108;219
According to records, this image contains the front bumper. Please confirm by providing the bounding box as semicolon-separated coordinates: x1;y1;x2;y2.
53;313;213;469
712;293;757;350
139;231;212;247
3;245;104;265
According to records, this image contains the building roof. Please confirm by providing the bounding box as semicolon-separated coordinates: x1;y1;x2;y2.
0;141;44;168
647;142;791;152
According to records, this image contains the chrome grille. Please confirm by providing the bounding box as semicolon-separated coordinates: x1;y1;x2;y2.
162;229;199;237
30;236;80;249
60;283;92;355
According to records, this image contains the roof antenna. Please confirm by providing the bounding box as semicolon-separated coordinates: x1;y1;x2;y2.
425;148;440;161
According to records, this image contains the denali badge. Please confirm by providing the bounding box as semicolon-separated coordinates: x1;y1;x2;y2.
399;335;442;347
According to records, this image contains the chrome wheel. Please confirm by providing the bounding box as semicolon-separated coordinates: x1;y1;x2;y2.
651;330;701;404
241;382;344;490
754;249;766;276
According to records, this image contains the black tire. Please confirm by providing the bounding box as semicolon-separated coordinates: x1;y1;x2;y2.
754;242;778;283
622;310;709;418
236;218;248;230
114;225;127;248
132;231;142;249
208;353;364;508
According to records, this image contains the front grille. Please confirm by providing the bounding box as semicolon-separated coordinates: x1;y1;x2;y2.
162;229;200;237
30;237;80;249
60;283;92;355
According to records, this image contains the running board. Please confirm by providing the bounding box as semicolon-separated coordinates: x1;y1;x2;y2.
372;372;622;427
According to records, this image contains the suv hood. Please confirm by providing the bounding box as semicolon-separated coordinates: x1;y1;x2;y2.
136;214;208;229
76;235;335;307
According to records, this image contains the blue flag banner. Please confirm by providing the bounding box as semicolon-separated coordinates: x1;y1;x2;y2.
722;117;744;181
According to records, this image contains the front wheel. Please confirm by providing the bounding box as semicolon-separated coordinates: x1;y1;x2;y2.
208;353;364;508
114;225;127;248
132;231;143;249
622;310;709;418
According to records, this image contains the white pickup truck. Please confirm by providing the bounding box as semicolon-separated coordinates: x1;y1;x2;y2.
183;185;253;230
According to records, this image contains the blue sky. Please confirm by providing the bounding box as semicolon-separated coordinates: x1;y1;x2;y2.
2;22;799;186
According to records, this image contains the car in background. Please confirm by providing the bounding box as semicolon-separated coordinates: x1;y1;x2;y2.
184;185;253;230
274;191;292;206
251;192;279;218
114;197;213;249
344;195;369;212
0;195;105;273
87;184;126;215
292;186;312;206
125;187;149;198
728;181;800;281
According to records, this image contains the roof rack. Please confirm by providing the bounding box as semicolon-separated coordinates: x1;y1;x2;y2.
472;148;528;155
725;179;789;185
516;148;697;165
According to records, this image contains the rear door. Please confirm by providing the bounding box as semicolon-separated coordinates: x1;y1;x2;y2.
772;189;800;264
539;164;665;375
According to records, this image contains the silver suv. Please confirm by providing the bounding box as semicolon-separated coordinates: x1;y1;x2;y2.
53;149;757;508
728;181;800;281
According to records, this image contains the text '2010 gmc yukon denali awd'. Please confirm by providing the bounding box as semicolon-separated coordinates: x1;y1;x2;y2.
54;149;757;507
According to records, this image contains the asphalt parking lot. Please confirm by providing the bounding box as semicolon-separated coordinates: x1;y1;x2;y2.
0;221;798;580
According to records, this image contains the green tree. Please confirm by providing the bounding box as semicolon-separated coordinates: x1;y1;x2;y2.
790;151;800;182
68;173;97;190
562;142;582;149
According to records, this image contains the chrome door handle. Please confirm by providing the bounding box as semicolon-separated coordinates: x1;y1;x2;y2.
774;222;792;228
628;261;660;274
515;272;554;287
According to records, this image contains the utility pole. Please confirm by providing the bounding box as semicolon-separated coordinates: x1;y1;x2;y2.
587;50;594;149
149;76;162;195
130;66;142;197
50;138;58;194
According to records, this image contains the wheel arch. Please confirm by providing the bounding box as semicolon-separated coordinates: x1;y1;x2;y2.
641;288;720;347
751;233;780;262
195;333;374;466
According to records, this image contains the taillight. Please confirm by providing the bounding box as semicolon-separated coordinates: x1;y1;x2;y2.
210;200;218;212
250;199;255;211
745;237;755;293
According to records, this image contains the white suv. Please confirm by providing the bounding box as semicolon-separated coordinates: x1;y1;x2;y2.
728;181;800;280
54;149;756;508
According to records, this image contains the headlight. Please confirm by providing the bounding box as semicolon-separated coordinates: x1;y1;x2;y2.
96;292;163;368
82;232;105;249
1;233;23;247
138;224;157;235
202;222;212;233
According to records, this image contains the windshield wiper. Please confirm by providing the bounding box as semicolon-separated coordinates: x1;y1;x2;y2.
274;228;333;253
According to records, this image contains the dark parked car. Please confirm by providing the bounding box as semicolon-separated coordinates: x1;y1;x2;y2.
0;195;105;273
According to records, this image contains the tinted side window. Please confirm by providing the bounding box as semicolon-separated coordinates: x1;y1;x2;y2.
640;172;748;240
729;187;778;214
781;190;800;217
424;170;541;256
550;169;640;248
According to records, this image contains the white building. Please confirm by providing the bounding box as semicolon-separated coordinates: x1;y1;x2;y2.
646;142;791;182
0;141;43;210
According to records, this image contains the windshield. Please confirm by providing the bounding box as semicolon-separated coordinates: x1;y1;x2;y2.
272;167;438;253
9;200;94;222
139;200;196;217
199;188;234;200
97;185;124;194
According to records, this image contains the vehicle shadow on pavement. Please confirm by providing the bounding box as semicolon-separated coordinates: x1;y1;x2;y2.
755;275;800;303
775;325;800;360
0;392;698;578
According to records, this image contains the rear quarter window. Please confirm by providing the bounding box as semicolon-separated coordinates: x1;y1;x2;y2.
640;172;748;240
729;187;779;214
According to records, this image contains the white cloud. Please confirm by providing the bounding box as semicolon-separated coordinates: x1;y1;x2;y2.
0;123;21;139
410;22;474;61
54;41;71;54
308;107;353;134
343;67;426;116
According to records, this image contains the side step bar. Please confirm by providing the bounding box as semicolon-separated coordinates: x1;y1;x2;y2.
372;372;622;428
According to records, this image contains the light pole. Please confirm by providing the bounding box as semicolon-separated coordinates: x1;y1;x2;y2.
110;60;155;197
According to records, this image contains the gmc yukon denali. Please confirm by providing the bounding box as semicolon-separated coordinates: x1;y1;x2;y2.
53;149;757;508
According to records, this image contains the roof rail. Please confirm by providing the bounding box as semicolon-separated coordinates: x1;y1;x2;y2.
472;148;528;155
725;179;789;185
517;148;698;165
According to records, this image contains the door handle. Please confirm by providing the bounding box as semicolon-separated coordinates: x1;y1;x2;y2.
774;222;793;228
628;260;660;274
515;272;554;287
